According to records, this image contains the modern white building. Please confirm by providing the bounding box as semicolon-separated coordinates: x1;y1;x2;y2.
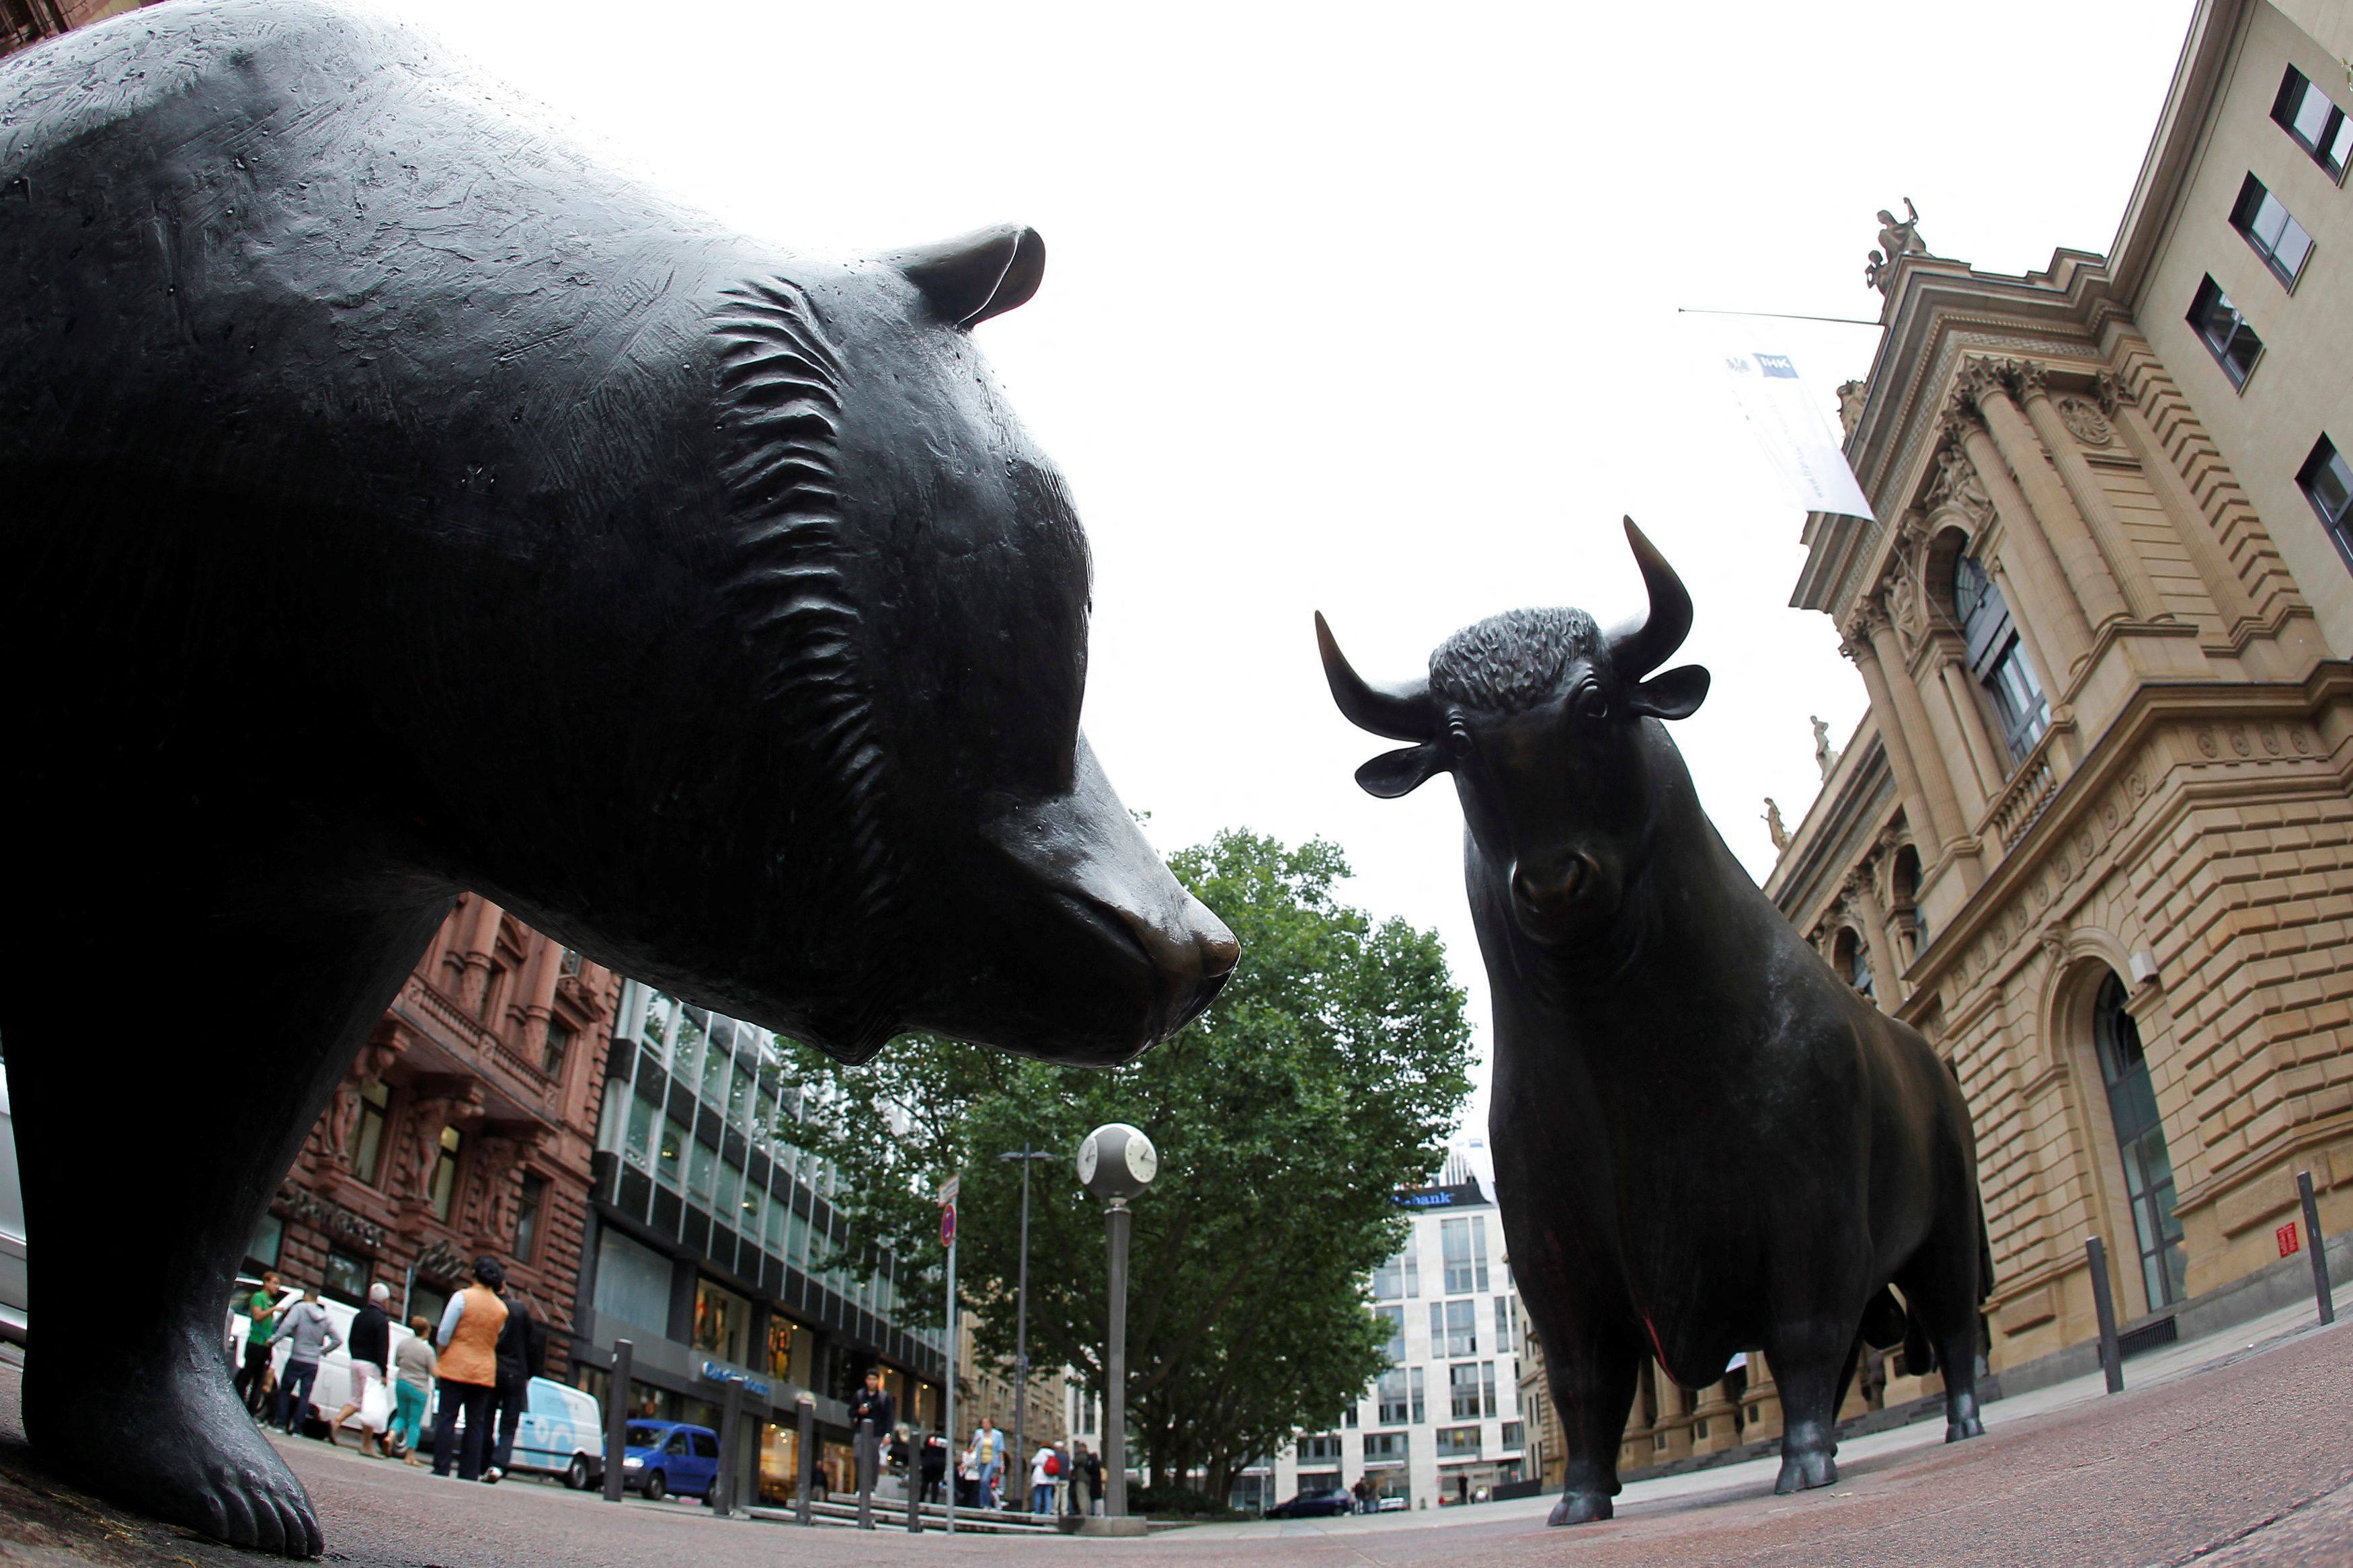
1244;1153;1526;1512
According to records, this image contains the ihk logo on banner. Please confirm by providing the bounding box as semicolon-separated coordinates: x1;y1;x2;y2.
1754;353;1800;378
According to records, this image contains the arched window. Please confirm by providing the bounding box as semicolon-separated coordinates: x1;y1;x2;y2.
1835;928;1873;998
2093;974;2187;1310
1954;554;2049;766
1890;845;1927;962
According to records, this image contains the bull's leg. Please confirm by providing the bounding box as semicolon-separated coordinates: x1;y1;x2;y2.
3;872;448;1557
1762;1317;1856;1495
1896;1202;1988;1444
1540;1326;1640;1525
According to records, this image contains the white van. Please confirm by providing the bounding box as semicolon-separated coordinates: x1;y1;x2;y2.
0;1062;26;1344
225;1280;413;1437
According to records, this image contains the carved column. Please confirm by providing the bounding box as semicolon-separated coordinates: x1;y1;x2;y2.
1841;626;1943;863
1968;360;2131;630
1935;656;2008;794
516;938;563;1060
457;895;504;1013
1946;403;2094;679
2013;364;2168;622
1853;599;1968;850
2098;374;2261;636
1845;866;1905;1003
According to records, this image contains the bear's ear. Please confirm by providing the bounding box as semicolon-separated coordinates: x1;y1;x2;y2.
882;224;1046;329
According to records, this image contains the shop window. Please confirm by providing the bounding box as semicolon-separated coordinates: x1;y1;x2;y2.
2273;65;2352;179
693;1278;751;1365
1953;553;2048;764
350;1081;389;1186
2188;277;2264;388
2230;173;2315;287
323;1247;370;1303
768;1315;814;1387
428;1124;463;1221
593;1228;674;1338
2299;435;2353;567
514;1174;547;1264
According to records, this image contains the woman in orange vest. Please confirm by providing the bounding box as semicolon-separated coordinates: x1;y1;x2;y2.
429;1257;510;1481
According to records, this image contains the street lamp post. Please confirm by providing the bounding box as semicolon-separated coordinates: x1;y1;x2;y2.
998;1145;1058;1502
1078;1122;1156;1534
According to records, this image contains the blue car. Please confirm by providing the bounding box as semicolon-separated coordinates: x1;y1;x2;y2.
619;1420;720;1503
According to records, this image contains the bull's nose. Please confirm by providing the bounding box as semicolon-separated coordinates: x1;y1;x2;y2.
1198;918;1240;983
1511;855;1593;921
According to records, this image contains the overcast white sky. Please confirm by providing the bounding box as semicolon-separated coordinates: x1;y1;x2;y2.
377;0;2196;1134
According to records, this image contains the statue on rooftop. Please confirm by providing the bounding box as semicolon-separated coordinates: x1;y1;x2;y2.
1868;199;1925;295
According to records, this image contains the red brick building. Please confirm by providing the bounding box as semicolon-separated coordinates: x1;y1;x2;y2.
252;895;619;1356
1;0;141;56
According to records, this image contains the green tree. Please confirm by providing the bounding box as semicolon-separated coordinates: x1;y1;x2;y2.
785;829;1472;1505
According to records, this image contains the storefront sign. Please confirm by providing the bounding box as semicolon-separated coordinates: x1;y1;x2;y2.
700;1360;772;1401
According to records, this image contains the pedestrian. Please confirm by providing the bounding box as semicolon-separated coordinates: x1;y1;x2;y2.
920;1429;947;1504
1028;1440;1056;1514
429;1257;510;1481
233;1269;282;1416
391;1314;436;1464
1068;1440;1094;1516
269;1284;342;1435
1081;1444;1104;1516
485;1280;547;1483
969;1416;1002;1508
1352;1475;1371;1515
847;1368;895;1491
328;1282;393;1455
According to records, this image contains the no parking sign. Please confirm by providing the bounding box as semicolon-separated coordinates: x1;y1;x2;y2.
941;1203;957;1246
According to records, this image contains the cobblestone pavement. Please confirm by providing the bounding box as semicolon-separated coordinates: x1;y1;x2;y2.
3;1314;2351;1567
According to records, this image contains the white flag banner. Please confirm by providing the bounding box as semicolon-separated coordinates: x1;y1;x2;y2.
1714;347;1876;522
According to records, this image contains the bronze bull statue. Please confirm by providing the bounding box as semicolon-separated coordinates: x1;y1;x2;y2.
0;0;1234;1552
1318;520;1987;1522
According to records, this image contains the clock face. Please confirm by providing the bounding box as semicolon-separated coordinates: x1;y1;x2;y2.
1125;1135;1157;1185
1077;1133;1099;1186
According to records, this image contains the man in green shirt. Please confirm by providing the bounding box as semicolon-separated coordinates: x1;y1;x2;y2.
233;1270;282;1416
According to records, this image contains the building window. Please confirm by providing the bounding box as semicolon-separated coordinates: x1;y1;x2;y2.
2274;65;2352;180
1482;1360;1499;1418
323;1247;370;1303
2187;277;2264;388
1371;1245;1419;1301
514;1174;547;1264
1953;553;2048;765
1501;1421;1525;1451
542;1020;574;1077
350;1081;390;1186
1449;1363;1482;1421
247;1212;284;1270
693;1278;752;1365
479;963;509;1022
2299;436;2353;565
2093;973;2187;1312
428;1124;463;1221
654;1118;686;1190
1430;1298;1477;1358
2230;173;2315;288
688;1137;719;1204
1434;1426;1482;1459
559;946;586;977
1362;1431;1408;1464
1298;1434;1342;1462
1835;928;1874;999
1439;1215;1488;1294
768;1316;814;1387
624;1094;657;1168
1375;1305;1405;1363
1410;1366;1425;1423
1376;1368;1412;1425
1494;1294;1517;1350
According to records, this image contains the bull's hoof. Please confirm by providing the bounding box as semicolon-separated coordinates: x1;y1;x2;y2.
26;1347;323;1557
1548;1488;1613;1525
1772;1447;1837;1495
1945;1414;1985;1443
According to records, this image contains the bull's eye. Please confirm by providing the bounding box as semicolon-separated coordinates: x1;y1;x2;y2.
1570;683;1607;719
1444;719;1474;759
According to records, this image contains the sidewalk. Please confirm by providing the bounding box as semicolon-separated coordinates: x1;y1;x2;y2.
1174;1270;2353;1540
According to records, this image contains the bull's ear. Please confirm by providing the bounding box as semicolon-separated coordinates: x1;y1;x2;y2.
882;224;1046;328
1355;743;1446;798
1628;663;1710;720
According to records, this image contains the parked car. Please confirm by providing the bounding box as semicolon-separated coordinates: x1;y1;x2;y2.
1266;1488;1355;1519
0;1061;25;1345
616;1419;720;1503
1375;1495;1408;1512
507;1376;606;1489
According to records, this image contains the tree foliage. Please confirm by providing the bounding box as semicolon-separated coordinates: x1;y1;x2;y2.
784;829;1472;1500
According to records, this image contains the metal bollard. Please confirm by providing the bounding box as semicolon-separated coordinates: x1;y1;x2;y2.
906;1434;921;1534
856;1417;875;1530
711;1374;745;1517
794;1393;815;1526
2085;1235;2124;1394
602;1340;634;1503
2299;1170;2336;1325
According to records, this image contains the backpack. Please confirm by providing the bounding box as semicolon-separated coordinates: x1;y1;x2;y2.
1045;1452;1062;1477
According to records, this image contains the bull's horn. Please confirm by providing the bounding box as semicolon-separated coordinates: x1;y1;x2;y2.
882;224;1047;329
1316;612;1437;741
1605;516;1693;682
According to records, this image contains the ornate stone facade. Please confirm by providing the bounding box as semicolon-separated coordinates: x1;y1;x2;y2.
1775;0;2353;1395
258;895;619;1353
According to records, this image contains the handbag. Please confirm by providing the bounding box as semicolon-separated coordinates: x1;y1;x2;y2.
359;1375;393;1433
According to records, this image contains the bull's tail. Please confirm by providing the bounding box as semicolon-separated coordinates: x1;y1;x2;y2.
1896;1202;1997;1374
1977;1198;1996;1303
